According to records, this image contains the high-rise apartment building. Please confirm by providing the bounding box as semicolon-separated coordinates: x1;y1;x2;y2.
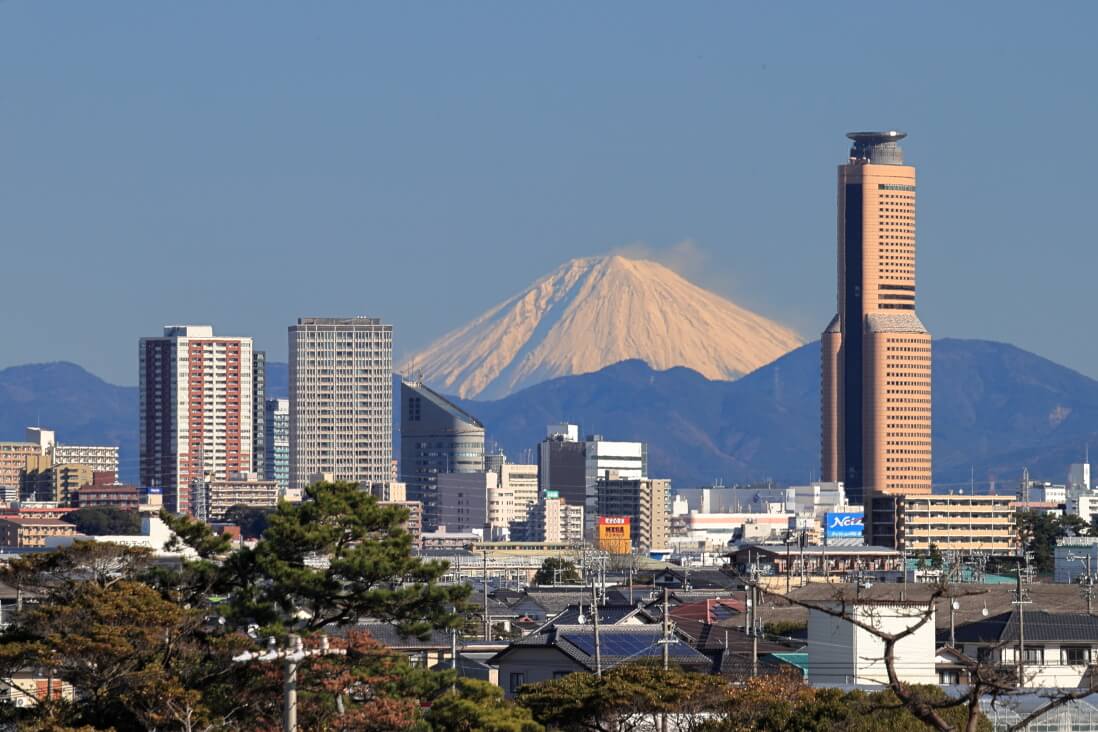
139;325;254;514
399;379;485;530
288;317;392;489
252;350;266;477
820;132;932;547
596;474;670;552
264;398;290;493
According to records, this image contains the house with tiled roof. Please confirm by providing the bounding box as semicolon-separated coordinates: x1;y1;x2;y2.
490;624;714;697
953;610;1098;688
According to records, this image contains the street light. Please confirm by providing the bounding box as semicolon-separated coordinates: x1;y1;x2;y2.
233;635;347;732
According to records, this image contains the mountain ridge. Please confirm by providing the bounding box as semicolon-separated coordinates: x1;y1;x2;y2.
3;337;1095;490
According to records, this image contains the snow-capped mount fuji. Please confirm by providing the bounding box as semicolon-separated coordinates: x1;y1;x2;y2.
400;255;804;400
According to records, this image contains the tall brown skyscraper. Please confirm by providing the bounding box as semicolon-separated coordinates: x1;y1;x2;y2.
820;131;932;547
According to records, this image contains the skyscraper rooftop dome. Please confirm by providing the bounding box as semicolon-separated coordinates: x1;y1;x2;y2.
847;130;907;164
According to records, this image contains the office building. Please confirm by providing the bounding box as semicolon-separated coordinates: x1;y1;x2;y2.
289;317;392;489
596;474;670;552
820;132;932;547
263;398;290;493
436;471;494;536
537;425;586;512
585;435;646;535
252;350;266;477
139;325;255;514
399;379;485;530
526;492;584;544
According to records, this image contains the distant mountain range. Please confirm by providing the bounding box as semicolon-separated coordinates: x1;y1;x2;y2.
3;338;1096;490
399;255;803;399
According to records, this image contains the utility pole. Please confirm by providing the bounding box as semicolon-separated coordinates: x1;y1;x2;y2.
750;558;759;678
785;532;792;594
591;580;602;677
482;548;491;641
233;635;345;732
1069;552;1095;615
662;587;671;671
1013;551;1032;687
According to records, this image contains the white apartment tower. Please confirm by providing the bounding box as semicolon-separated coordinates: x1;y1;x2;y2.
139;325;254;514
288;317;393;489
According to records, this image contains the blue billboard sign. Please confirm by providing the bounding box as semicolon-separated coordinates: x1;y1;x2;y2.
824;512;864;539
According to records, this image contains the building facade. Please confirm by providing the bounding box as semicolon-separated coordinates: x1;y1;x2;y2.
894;494;1016;554
435;471;493;536
0;443;41;502
820;132;932;548
487;462;539;539
263;398;290;492
537;426;586;514
526;493;584;544
252;350;266;477
195;472;280;523
596;475;670;552
585;436;645;535
288;317;392;489
20;457;93;505
139;325;255;514
399;379;485;531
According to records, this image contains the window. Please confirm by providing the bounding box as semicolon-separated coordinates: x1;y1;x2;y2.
1023;647;1044;665
1062;647;1091;665
509;672;526;692
939;670;960;685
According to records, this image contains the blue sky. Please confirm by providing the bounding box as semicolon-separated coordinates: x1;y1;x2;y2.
2;2;1096;384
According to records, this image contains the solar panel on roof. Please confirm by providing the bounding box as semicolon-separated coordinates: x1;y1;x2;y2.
710;605;736;620
561;633;702;659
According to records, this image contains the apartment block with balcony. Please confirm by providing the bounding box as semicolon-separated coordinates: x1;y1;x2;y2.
895;494;1016;555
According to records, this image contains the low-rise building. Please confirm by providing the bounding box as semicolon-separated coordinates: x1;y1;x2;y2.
379;500;423;546
194;472;279;522
1055;536;1098;584
72;484;141;511
0;517;76;548
953;610;1098;688
525;494;584;543
807;600;938;686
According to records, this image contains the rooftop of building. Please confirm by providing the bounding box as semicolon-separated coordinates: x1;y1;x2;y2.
293;317;388;327
401;379;484;429
0;517;75;526
502;623;714;672
953;610;1098;644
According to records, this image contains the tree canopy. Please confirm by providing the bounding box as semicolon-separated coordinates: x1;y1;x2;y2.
64;507;141;536
533;557;581;586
